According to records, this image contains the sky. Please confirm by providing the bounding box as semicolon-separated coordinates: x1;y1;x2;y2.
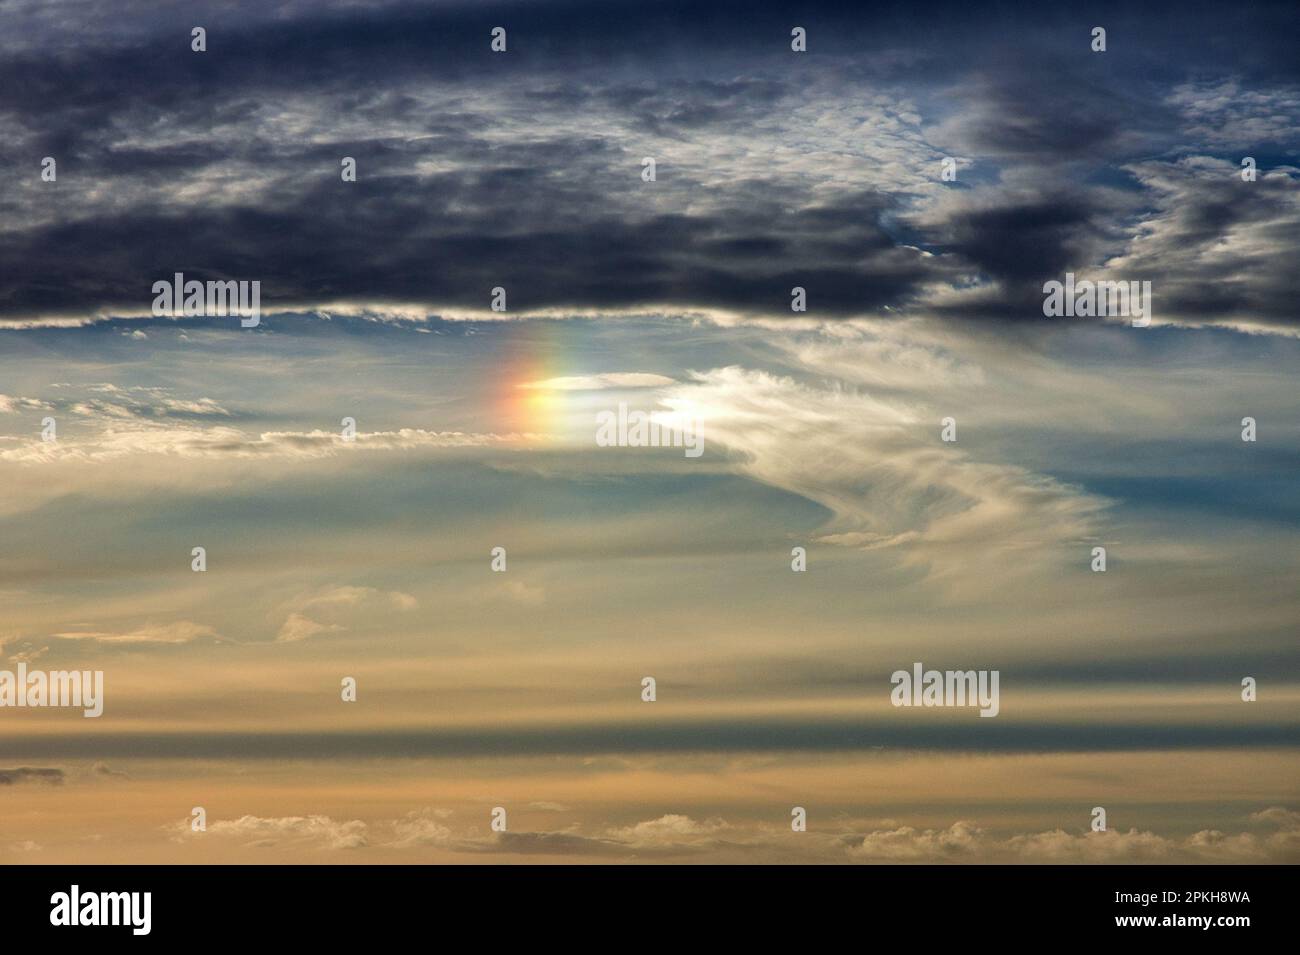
0;0;1297;863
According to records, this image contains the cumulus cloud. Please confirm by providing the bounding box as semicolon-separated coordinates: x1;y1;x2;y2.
161;805;1300;862
0;394;52;413
387;809;455;849
605;814;730;848
461;814;734;857
1249;806;1300;828
848;810;1300;863
11;385;235;422
174;814;368;850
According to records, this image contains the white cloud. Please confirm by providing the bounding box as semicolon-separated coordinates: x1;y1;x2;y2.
0;424;530;463
388;810;455;848
275;613;341;644
521;373;676;391
848;809;1300;863
1168;80;1300;147
177;814;368;850
50;621;220;645
605;814;729;848
275;585;417;643
671;364;1104;586
0;394;52;413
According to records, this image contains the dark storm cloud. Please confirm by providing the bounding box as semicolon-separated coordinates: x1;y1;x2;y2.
0;0;1297;326
930;66;1176;164
923;192;1110;286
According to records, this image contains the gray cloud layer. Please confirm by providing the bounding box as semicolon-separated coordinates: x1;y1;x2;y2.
3;720;1296;761
1;1;1296;329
